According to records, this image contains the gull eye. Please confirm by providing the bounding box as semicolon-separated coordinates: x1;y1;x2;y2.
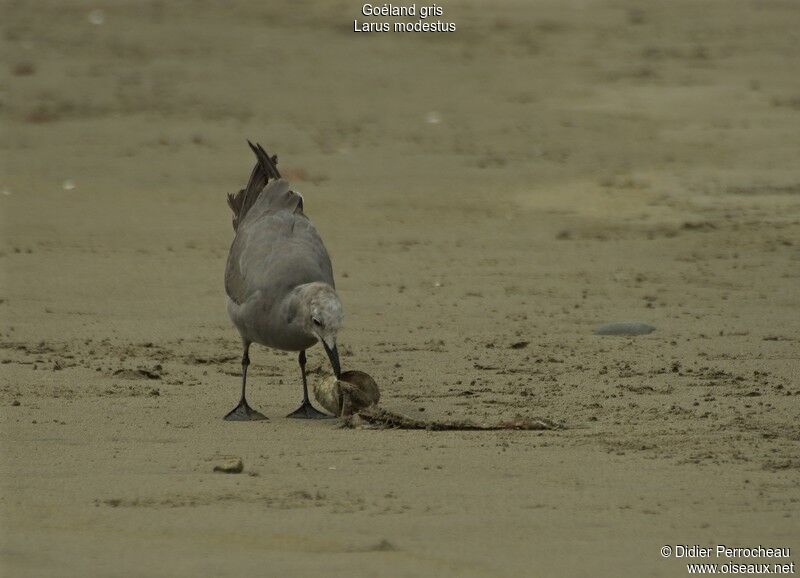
312;317;322;327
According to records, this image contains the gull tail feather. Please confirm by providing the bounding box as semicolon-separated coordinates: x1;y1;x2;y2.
226;141;282;231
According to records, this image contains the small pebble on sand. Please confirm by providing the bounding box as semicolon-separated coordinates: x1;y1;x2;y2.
88;9;105;25
213;458;243;474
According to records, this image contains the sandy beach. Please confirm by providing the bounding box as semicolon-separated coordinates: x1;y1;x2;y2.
2;0;799;576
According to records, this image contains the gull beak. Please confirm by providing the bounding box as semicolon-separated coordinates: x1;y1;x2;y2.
322;340;341;378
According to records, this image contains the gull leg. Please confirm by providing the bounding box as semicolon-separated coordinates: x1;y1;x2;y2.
224;342;267;421
287;350;332;419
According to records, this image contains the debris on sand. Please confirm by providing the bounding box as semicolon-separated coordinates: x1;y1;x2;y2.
113;366;162;380
342;406;561;431
594;322;655;336
346;538;398;553
317;371;561;430
213;458;243;474
364;539;397;552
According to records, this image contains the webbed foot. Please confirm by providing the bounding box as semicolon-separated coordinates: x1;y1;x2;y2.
286;400;333;419
224;398;268;421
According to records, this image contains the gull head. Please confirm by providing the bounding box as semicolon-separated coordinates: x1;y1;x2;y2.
300;282;343;377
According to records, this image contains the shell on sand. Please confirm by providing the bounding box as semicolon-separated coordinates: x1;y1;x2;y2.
312;370;380;416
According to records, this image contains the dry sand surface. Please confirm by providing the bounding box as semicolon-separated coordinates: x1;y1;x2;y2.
2;0;799;576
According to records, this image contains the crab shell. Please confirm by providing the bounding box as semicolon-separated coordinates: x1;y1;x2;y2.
312;370;380;416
